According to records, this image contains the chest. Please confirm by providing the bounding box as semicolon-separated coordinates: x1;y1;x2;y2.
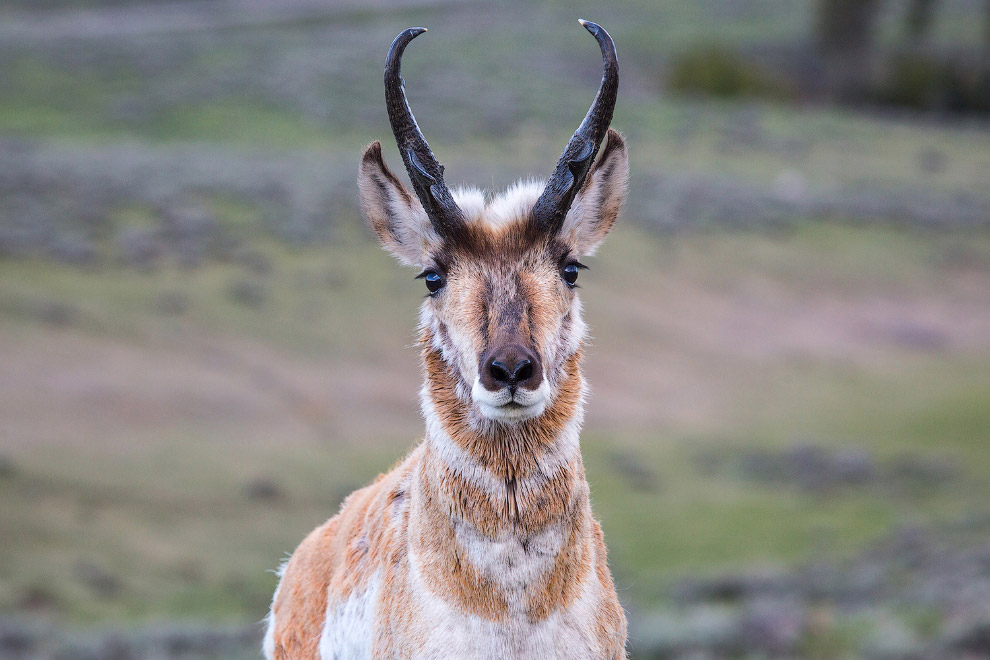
398;530;606;660
318;543;609;660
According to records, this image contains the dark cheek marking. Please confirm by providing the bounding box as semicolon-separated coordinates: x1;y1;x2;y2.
528;302;537;353
480;278;493;348
497;301;525;345
511;272;526;327
514;271;541;352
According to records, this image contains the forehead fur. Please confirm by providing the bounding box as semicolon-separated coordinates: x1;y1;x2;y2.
452;180;545;231
435;181;570;268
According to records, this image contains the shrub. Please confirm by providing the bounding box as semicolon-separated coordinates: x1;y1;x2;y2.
668;45;791;101
878;52;990;115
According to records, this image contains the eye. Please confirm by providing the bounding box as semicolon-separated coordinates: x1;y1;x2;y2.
561;262;585;287
418;270;445;295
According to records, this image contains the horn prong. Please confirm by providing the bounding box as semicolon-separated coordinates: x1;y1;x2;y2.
532;20;619;236
384;27;464;239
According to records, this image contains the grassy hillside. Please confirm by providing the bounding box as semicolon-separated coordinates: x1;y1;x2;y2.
1;0;989;658
2;222;989;626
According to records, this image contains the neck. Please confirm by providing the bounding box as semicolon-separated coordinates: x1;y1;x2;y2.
409;333;597;622
418;333;588;535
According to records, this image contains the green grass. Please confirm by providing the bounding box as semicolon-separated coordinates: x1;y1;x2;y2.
3;1;989;194
2;222;989;620
2;0;989;631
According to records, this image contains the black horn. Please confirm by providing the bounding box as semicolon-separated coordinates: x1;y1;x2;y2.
532;20;618;236
385;27;465;238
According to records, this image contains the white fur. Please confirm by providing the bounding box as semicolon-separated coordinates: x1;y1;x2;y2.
421;306;481;394
421;394;507;501
318;573;382;660
559;139;629;256
404;534;605;659
470;378;550;423
452;187;488;222
357;157;442;267
449;181;545;231
454;518;568;591
526;415;584;485
421;392;582;502
482;180;544;229
262;609;276;659
335;142;629;658
262;559;288;660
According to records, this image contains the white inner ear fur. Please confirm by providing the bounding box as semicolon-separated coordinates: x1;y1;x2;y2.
381;194;440;267
558;132;629;256
357;144;443;267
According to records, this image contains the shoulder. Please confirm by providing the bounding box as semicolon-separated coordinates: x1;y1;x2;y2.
266;445;422;659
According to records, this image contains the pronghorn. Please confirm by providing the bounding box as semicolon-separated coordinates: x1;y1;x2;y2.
265;20;629;660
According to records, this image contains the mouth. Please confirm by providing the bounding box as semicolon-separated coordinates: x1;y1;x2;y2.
476;398;547;423
470;377;550;423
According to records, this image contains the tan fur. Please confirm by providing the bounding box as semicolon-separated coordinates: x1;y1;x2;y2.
267;131;629;660
561;129;629;255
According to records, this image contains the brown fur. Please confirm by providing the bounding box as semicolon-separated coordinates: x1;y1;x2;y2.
267;130;629;660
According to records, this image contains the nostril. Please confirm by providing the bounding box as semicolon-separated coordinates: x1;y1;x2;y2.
489;360;512;385
483;350;541;391
512;359;533;384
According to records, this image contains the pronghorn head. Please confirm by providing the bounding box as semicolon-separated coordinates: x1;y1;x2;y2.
359;21;628;425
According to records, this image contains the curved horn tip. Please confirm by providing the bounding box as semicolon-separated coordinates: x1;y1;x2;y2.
389;27;427;51
578;19;600;33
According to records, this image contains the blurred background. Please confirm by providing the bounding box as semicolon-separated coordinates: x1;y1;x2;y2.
1;0;989;658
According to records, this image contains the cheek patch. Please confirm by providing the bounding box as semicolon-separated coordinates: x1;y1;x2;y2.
430;270;491;388
516;267;569;364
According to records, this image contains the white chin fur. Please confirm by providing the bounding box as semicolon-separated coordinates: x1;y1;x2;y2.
471;379;549;423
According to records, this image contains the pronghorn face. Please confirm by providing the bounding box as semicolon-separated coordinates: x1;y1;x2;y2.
358;20;625;424
359;132;628;424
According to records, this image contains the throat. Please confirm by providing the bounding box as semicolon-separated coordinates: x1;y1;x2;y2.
420;344;587;532
422;344;584;477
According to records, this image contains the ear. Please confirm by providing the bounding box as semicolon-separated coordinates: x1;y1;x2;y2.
358;142;441;266
558;129;629;256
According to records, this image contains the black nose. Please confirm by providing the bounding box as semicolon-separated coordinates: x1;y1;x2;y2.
489;358;532;386
481;344;542;392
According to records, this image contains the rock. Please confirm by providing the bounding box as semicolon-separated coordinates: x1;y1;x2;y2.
629;606;741;658
161;204;218;269
884;322;949;351
888;454;958;491
675;569;795;605
0;617;40;656
17;584;57;612
786;443;833;492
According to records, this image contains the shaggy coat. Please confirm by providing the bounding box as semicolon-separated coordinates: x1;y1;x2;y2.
264;129;629;660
